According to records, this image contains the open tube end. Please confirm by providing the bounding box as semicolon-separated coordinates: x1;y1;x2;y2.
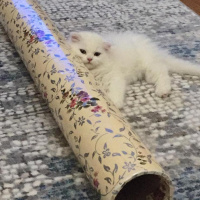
115;174;170;200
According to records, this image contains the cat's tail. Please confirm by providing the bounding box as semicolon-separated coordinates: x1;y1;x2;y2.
164;54;200;76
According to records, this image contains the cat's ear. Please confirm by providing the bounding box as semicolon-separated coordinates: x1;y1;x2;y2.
103;42;111;51
70;32;81;42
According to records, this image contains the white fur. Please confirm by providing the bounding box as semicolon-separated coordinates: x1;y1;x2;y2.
68;31;200;109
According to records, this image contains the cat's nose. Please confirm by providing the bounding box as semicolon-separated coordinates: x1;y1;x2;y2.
87;58;92;62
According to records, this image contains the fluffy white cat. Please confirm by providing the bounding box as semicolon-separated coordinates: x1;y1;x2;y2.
68;31;200;108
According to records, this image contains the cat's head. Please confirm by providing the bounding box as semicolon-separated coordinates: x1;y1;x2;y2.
69;32;111;70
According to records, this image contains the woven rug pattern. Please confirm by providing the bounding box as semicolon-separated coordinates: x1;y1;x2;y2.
0;0;200;199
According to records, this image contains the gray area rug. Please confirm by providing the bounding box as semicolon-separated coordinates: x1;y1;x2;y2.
1;0;200;199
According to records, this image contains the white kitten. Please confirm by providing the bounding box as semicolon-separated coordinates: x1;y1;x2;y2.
69;31;200;109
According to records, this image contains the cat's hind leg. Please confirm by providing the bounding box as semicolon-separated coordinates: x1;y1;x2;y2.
145;64;171;97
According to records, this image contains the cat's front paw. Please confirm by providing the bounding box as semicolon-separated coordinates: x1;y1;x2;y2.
113;99;124;109
108;93;124;109
107;88;125;109
155;84;171;98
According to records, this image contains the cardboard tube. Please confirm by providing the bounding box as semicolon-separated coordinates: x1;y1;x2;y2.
0;0;173;199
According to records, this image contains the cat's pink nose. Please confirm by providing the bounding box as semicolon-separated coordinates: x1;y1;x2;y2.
87;58;92;62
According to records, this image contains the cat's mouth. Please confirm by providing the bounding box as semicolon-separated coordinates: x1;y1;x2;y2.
85;62;95;70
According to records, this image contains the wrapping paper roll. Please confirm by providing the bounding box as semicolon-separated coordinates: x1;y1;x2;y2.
0;0;173;199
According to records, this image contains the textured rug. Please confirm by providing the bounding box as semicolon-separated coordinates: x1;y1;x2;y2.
0;0;200;199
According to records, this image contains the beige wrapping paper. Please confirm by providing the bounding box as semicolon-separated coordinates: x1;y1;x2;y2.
0;0;173;199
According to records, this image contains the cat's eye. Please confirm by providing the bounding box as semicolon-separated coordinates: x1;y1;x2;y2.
80;49;86;54
94;52;101;56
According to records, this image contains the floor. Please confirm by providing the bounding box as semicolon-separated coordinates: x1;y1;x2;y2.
181;0;200;15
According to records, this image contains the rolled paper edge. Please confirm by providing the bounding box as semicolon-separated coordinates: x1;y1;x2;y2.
107;171;173;200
